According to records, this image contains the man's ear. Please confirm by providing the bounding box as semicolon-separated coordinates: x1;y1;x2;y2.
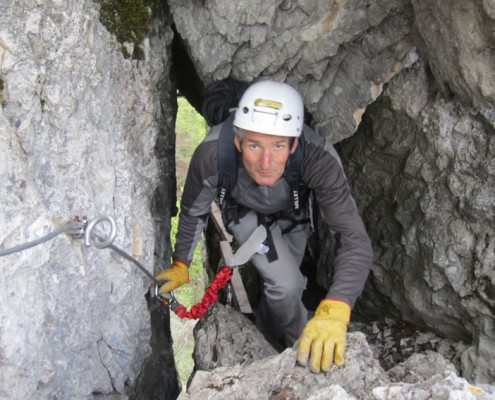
290;138;299;154
234;135;242;152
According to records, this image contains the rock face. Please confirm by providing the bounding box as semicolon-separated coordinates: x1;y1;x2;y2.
1;0;494;398
339;59;495;384
411;0;495;112
169;0;418;143
0;0;177;398
168;0;495;386
180;305;495;400
192;301;278;372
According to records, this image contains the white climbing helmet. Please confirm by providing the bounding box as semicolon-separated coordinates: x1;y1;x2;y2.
233;80;304;137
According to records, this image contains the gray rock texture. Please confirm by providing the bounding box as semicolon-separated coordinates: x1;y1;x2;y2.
0;0;176;398
180;305;495;400
169;0;419;142
1;0;495;398
339;59;495;384
192;302;278;371
168;0;495;385
411;0;495;112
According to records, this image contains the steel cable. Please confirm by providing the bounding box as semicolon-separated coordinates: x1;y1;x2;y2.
0;222;83;257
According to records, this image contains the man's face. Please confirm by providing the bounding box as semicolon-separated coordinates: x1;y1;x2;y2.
234;129;299;186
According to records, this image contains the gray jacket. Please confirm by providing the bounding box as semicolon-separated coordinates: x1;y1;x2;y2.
173;122;373;307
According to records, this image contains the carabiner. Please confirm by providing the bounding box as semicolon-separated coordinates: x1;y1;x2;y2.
153;283;177;304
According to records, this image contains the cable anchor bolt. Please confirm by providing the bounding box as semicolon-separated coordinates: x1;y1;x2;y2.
84;215;117;249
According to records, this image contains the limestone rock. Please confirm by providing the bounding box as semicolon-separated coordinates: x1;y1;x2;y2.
0;0;176;398
411;0;495;111
169;0;418;142
339;59;495;384
181;333;388;400
192;303;278;371
180;306;495;400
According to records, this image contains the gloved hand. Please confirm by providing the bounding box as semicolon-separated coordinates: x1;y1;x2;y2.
155;260;189;295
296;299;351;373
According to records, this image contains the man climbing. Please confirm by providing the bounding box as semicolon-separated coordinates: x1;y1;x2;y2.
155;79;373;373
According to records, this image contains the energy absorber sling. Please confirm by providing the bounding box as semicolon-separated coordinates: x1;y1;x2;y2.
154;224;268;319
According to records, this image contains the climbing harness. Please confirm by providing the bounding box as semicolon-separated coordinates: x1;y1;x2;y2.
0;214;267;320
152;223;267;319
214;112;312;267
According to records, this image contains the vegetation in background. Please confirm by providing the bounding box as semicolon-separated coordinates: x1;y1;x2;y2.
173;96;208;306
175;97;208;194
171;97;208;387
98;0;150;60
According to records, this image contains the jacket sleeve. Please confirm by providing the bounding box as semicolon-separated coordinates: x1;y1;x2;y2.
172;140;218;265
301;142;373;308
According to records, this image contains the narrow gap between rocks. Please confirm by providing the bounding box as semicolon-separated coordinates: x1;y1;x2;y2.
168;24;210;389
170;95;208;387
162;21;468;397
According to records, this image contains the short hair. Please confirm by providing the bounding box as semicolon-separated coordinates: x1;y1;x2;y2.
233;127;296;149
234;126;244;141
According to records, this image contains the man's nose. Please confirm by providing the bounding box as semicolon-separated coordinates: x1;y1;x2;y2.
260;150;272;169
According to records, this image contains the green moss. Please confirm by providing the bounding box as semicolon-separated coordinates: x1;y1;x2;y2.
98;0;150;60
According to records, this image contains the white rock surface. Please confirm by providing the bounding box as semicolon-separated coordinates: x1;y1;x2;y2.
0;1;173;398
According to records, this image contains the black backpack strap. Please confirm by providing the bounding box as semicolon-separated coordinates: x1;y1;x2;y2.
284;132;306;213
217;112;237;207
257;213;279;263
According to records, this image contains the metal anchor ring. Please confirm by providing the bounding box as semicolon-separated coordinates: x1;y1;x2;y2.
84;215;117;249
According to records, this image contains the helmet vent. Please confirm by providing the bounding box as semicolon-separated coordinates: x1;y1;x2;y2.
243;107;249;114
282;114;292;121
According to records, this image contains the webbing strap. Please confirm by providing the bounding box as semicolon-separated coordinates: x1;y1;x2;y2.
257;214;279;263
217;113;307;213
284;133;306;213
217;113;236;206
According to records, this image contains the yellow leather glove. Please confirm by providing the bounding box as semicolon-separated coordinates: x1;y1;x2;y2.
155;260;189;295
296;299;351;373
